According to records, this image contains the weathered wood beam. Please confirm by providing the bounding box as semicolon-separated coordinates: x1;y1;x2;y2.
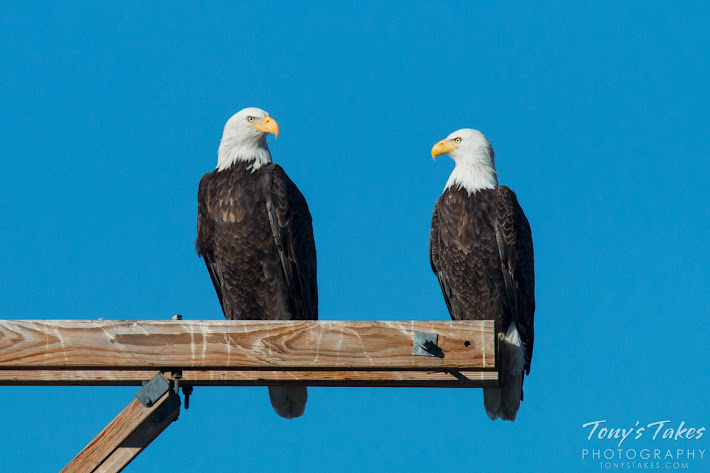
94;405;179;473
0;320;496;371
61;374;179;473
0;368;498;387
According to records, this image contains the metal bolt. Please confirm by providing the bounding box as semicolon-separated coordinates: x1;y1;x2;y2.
172;373;181;394
182;386;194;409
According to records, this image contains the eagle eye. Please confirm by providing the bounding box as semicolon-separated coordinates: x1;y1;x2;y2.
454;137;462;143
247;116;256;122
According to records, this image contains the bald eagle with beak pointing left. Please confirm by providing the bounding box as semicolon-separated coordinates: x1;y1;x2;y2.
196;107;318;419
430;129;535;421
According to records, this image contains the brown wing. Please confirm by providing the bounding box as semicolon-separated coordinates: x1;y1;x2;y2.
265;164;318;320
495;185;535;374
429;199;456;317
196;173;227;314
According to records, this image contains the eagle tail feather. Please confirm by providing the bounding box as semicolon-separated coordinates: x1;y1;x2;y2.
268;386;308;419
483;388;502;420
484;324;526;421
499;371;523;421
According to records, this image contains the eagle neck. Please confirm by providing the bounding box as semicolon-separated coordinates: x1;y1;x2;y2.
216;136;272;172
445;160;498;195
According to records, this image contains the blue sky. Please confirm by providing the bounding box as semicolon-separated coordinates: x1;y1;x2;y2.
1;1;708;472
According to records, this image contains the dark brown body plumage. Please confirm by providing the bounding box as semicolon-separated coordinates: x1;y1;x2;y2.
430;185;534;419
196;160;317;419
196;161;318;322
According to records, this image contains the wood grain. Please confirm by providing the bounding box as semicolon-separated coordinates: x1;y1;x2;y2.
0;320;495;371
60;387;178;473
94;398;180;473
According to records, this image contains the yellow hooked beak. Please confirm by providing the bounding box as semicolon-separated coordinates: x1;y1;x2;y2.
251;116;279;139
431;139;458;160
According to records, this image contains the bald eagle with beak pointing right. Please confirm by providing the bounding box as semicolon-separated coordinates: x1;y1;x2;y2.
196;107;318;419
429;129;535;421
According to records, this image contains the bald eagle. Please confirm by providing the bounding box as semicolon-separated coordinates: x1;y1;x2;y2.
196;107;318;419
430;129;535;421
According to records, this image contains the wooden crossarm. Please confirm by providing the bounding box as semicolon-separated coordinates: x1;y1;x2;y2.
1;320;499;471
0;319;497;387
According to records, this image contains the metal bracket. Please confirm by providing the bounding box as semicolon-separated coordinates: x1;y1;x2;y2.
151;391;180;423
135;374;170;408
413;331;444;358
135;374;181;423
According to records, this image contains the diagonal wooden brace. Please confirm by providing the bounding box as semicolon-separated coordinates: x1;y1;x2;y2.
61;374;180;473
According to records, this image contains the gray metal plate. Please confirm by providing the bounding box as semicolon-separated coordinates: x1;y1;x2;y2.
413;331;442;357
135;374;170;407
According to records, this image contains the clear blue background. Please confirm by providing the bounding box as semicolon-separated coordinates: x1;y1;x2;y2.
1;2;708;472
